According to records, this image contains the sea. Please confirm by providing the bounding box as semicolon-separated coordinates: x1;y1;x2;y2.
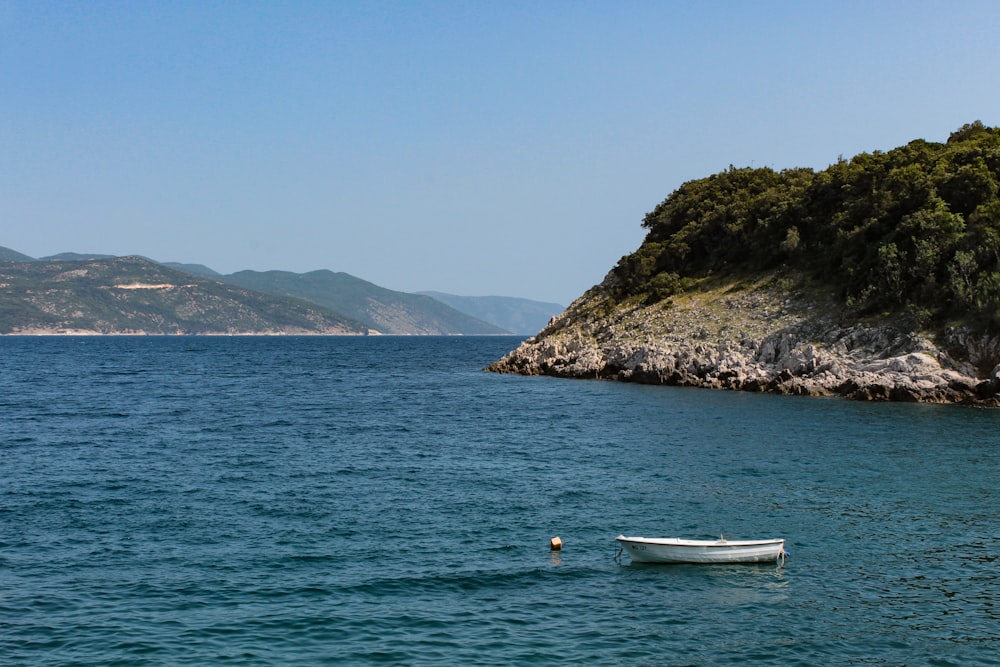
2;335;998;666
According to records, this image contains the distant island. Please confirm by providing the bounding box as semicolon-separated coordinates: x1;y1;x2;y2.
489;122;1000;405
0;252;563;335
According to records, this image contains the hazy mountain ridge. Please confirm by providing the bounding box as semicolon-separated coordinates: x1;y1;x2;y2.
0;255;368;335
0;247;37;262
0;246;540;335
39;252;119;262
219;270;508;335
162;262;222;277
417;291;564;335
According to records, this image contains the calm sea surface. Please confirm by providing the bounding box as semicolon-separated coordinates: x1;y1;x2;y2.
2;336;998;665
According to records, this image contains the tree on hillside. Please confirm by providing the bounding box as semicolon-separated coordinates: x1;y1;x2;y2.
612;122;1000;328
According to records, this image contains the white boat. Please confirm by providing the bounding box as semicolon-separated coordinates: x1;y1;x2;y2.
615;535;787;564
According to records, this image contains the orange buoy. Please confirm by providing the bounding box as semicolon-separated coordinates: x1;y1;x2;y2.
550;536;563;551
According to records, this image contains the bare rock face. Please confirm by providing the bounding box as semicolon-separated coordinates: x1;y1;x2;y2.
486;279;1000;406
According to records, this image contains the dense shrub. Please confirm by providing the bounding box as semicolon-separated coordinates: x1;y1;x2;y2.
612;122;1000;328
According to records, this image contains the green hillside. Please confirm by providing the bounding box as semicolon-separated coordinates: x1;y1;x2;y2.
0;246;36;262
611;121;1000;331
162;262;222;277
0;256;368;334
39;252;118;261
221;270;509;335
0;249;524;335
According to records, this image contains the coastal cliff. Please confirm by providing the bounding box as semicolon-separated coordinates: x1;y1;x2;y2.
487;274;1000;405
488;123;1000;405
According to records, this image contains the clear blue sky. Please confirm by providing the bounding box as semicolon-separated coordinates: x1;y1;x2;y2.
2;1;998;305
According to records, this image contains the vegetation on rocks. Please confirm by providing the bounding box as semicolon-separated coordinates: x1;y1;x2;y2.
489;123;1000;405
612;121;1000;330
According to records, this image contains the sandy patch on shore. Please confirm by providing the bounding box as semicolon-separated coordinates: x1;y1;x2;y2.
114;283;178;290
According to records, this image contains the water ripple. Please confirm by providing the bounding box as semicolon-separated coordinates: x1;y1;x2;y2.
2;337;999;665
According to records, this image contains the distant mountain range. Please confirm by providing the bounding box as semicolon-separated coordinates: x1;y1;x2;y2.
417;291;563;335
0;255;367;335
0;246;564;335
217;269;506;335
0;247;38;262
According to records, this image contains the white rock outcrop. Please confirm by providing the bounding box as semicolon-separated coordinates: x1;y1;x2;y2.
487;280;1000;406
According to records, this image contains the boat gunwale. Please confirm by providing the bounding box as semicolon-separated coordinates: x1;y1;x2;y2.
615;535;784;548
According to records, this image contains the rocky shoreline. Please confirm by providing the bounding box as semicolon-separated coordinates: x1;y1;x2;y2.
486;277;1000;406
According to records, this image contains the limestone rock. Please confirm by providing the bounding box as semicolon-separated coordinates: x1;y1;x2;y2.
486;279;1000;406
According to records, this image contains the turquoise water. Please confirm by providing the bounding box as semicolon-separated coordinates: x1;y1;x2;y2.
2;336;998;665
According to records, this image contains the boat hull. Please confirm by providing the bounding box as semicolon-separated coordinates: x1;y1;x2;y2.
616;535;786;564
